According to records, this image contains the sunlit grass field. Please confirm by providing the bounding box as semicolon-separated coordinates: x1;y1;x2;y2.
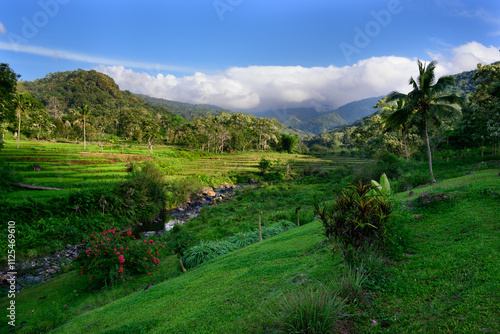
0;139;367;200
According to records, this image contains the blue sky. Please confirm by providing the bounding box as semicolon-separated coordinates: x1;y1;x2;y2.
1;0;499;112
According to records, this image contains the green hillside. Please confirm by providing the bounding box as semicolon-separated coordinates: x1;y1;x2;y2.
137;94;232;120
3;169;498;333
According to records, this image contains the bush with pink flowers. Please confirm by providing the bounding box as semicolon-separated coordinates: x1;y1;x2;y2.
73;228;166;288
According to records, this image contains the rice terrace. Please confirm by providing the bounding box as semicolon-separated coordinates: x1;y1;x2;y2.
1;1;500;333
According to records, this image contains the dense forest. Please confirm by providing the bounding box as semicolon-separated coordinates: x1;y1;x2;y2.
2;68;296;154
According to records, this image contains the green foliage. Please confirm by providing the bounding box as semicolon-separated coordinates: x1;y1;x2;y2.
165;223;193;258
0;158;23;195
0;63;19;128
264;287;346;333
73;228;167;289
316;182;394;261
338;265;368;300
368;173;391;197
258;156;272;175
279;133;299;153
165;177;204;207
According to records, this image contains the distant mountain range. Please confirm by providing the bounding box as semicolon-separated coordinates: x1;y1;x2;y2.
251;96;383;135
136;94;232;121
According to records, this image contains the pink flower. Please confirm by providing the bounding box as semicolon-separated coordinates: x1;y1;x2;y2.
126;230;132;236
119;265;123;273
116;252;120;255
118;255;125;263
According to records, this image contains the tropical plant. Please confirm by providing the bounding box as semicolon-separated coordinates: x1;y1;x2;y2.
315;182;393;261
387;60;465;182
380;97;411;161
367;173;391;197
0;63;19;149
79;104;91;151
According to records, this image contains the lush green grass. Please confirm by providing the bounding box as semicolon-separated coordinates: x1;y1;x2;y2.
9;222;336;334
2;170;497;333
2;138;499;333
359;170;500;333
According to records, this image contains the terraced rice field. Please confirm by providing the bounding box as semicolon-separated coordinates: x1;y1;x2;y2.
1;139;368;199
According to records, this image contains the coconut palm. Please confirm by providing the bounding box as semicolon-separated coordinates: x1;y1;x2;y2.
79;104;91;151
381;97;411;162
387;60;465;183
14;93;33;149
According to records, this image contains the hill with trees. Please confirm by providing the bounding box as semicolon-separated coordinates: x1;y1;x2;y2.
11;68;292;154
136;94;232;120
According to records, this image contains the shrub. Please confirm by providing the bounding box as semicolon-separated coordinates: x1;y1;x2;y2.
0;158;23;195
264;287;346;333
165;176;204;207
315;182;394;262
259;157;272;175
73;228;166;289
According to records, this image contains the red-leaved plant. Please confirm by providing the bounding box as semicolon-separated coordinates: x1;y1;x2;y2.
73;228;166;288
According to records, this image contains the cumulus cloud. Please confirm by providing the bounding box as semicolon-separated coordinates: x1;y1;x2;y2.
0;22;6;35
96;42;499;113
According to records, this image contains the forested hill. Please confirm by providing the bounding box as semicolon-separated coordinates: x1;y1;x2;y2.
137;94;232;121
18;69;161;118
443;67;478;100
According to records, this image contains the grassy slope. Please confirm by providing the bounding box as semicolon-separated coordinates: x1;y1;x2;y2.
1;222;336;334
1;170;495;333
364;170;500;333
53;222;333;334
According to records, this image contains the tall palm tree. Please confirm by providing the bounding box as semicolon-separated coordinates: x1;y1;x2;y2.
14;93;31;149
381;97;411;162
387;60;464;183
79;105;91;151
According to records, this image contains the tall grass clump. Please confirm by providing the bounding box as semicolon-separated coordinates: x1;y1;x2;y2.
182;220;297;270
264;287;346;334
183;240;237;270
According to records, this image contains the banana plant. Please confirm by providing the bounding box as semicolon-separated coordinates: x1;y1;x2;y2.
368;173;391;197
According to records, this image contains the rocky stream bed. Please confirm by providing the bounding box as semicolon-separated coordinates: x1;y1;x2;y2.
0;182;253;292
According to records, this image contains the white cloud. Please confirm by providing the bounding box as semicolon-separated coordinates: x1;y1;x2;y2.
96;42;499;112
428;41;500;77
0;22;6;35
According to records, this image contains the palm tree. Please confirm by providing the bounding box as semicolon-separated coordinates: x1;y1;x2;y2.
14;93;31;149
387;60;465;183
381;97;411;162
79;105;91;151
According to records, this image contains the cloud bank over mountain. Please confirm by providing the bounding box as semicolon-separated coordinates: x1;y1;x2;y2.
96;42;499;112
